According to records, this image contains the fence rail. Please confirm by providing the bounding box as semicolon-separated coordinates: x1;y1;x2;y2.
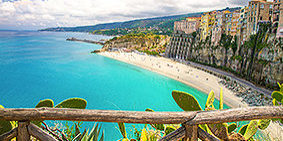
0;106;282;141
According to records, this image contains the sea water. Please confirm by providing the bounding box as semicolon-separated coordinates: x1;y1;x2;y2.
0;31;229;140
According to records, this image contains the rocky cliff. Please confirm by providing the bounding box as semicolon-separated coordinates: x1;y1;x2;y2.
166;28;282;89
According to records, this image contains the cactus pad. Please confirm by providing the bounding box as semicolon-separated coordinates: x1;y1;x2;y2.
205;90;215;108
243;120;258;140
118;123;127;138
55;98;87;109
172;91;202;111
165;126;176;135
228;123;237;133
0;105;13;135
271;91;283;103
219;88;223;109
258;119;271;130
208;123;229;140
239;124;248;136
35;99;54;108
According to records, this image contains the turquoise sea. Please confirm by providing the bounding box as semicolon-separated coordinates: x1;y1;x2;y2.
0;31;228;140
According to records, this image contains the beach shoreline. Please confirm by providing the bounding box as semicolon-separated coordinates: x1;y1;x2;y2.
98;51;248;109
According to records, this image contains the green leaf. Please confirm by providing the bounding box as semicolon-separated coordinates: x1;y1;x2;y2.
271;91;283;103
35;99;54;108
140;128;147;141
219;88;223;110
243;120;258;140
164;126;176;135
0;105;13;135
228;123;237;133
205;90;215;108
273;99;280;106
55;98;87;109
258;119;271;130
88;123;99;141
118;123;127;138
239;124;248;136
172;91;202;111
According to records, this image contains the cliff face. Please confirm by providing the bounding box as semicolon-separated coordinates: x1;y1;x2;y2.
166;31;283;88
102;34;170;54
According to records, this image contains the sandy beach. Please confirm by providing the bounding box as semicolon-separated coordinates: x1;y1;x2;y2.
99;51;247;108
99;51;282;140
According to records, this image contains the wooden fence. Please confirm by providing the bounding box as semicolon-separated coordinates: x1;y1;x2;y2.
0;106;282;141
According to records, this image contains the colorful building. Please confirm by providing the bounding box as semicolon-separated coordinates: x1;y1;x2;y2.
239;7;249;44
231;10;241;36
174;17;201;34
247;0;273;36
273;0;283;38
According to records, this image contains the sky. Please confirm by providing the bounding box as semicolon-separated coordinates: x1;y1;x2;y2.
0;0;250;30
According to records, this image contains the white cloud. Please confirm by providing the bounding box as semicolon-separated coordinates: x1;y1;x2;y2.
0;0;246;30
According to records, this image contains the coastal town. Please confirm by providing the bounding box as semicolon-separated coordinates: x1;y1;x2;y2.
0;0;283;140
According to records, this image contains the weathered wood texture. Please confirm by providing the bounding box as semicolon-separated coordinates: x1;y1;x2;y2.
184;125;198;141
0;128;17;141
0;108;197;124
0;107;282;125
28;123;57;141
184;106;283;125
17;121;30;141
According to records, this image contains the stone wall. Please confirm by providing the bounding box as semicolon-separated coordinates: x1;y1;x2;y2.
165;31;283;88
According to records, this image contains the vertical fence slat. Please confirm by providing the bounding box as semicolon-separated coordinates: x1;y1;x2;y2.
17;121;30;141
184;125;198;141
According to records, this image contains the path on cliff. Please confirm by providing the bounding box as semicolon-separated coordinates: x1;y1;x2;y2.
182;60;273;96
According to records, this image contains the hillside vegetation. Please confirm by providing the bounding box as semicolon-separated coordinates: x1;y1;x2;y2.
102;33;170;56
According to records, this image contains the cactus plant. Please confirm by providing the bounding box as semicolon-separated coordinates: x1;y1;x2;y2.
35;99;54;108
55;98;87;109
243;120;258;140
118;123;127;139
140;128;147;141
205;90;215;108
271;91;283;103
208;123;229;140
164;126;176;135
239;124;248;136
0;105;13;135
219;88;223;110
258;119;271;130
227;123;237;133
172;90;202;111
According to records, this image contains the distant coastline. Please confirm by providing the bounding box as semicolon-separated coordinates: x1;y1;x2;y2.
66;37;105;45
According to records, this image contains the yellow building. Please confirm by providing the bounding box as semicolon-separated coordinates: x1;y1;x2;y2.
200;11;217;40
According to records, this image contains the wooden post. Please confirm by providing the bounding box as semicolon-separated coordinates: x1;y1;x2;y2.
17;121;30;141
184;125;198;141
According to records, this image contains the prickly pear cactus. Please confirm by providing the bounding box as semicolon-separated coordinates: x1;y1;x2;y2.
219;88;223;109
140;128;147;141
35;99;54;108
258;119;271;130
243;120;258;140
205;90;215;108
145;108;165;130
118;123;127;139
0;105;13;135
172;91;202;111
228;123;237;133
271;91;283;103
239;124;248;136
228;132;245;140
55;98;87;109
164;126;176;135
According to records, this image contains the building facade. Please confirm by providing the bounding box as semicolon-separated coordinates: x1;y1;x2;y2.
247;0;273;36
174;17;201;35
273;0;283;37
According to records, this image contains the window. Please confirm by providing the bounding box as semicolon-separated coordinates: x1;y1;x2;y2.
261;4;264;9
270;5;273;9
260;17;263;20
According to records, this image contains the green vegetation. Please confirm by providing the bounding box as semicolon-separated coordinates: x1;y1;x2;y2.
0;98;104;141
116;83;282;140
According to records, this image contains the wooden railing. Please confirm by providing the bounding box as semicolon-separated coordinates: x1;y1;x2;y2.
0;106;282;141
